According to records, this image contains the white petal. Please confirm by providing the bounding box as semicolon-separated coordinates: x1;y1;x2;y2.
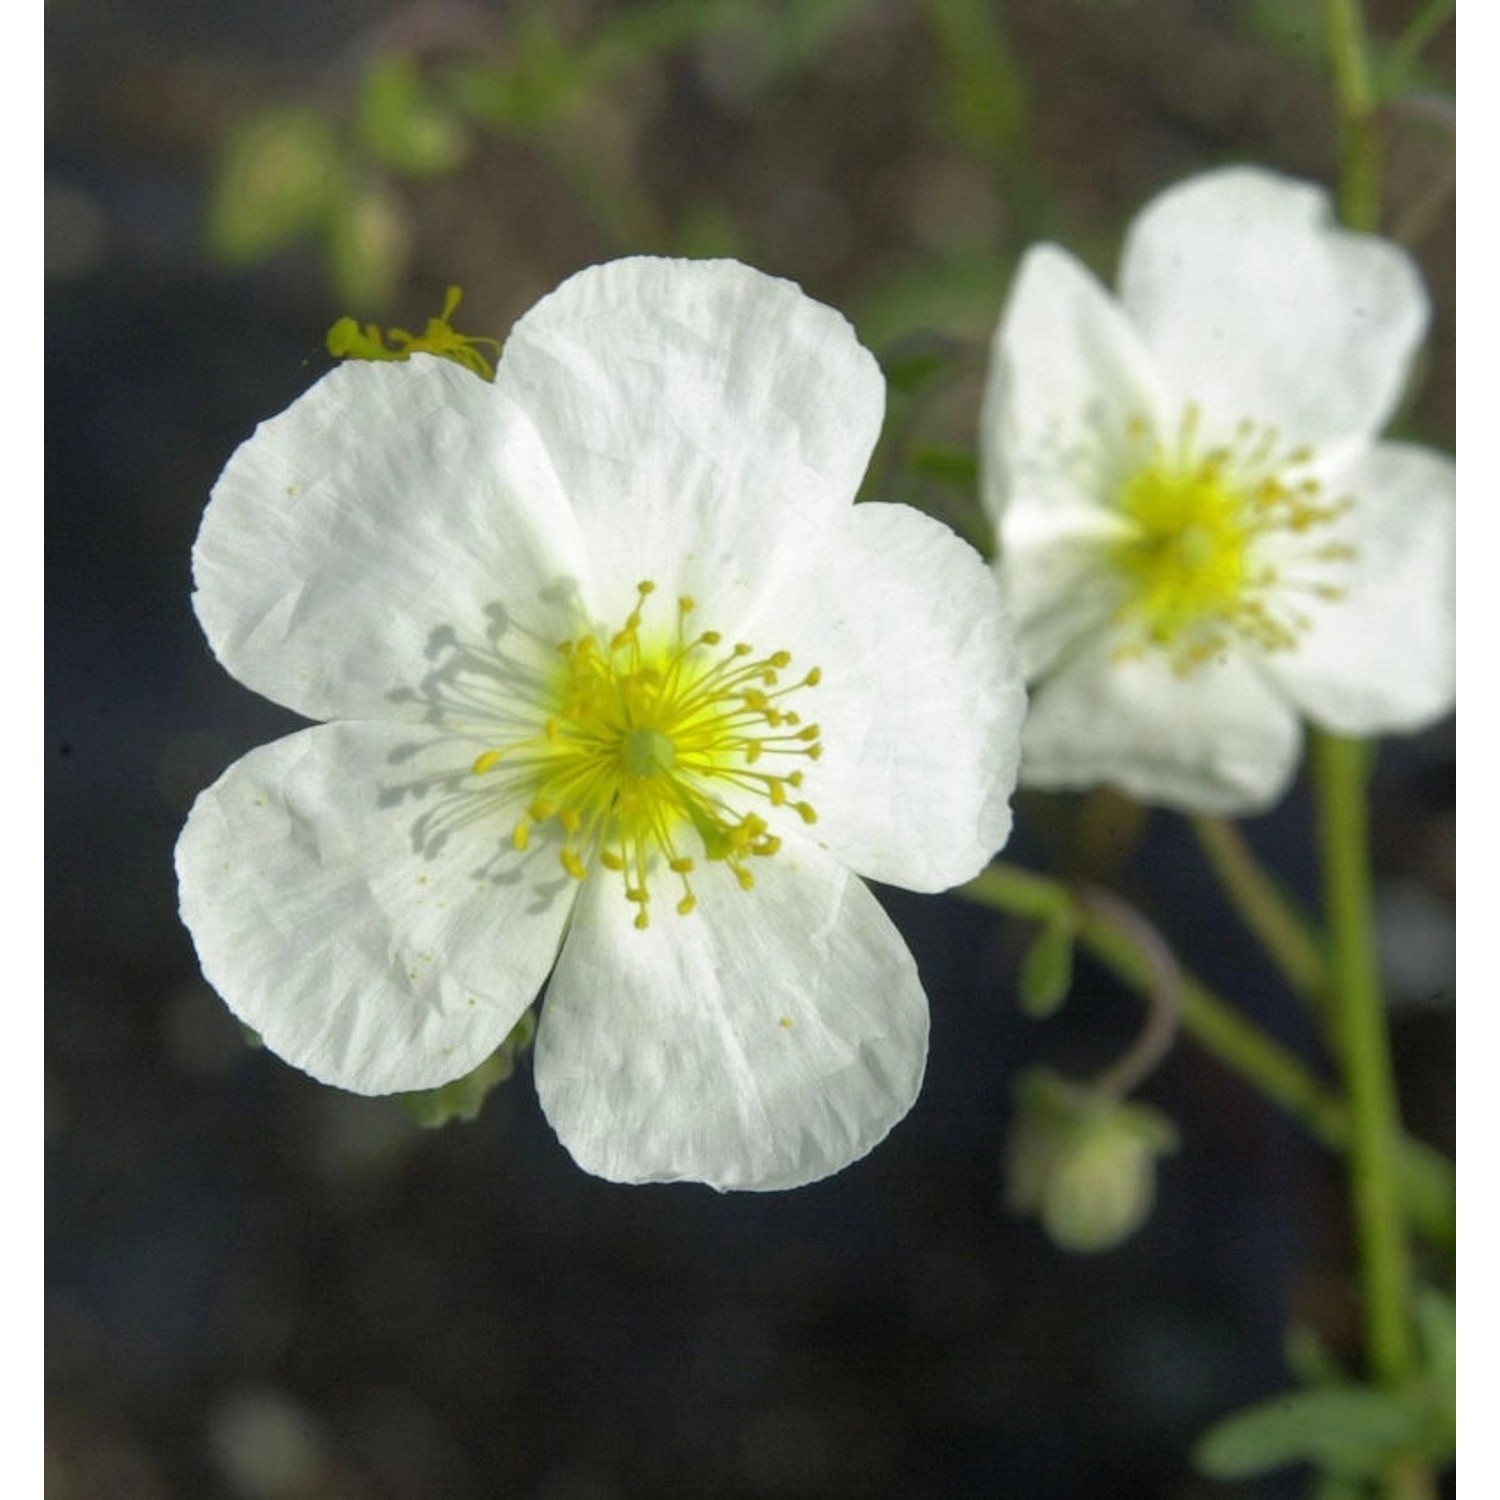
534;841;928;1191
175;722;575;1094
1020;636;1303;815
980;244;1166;677
1118;167;1428;447
1267;442;1455;735
492;257;885;625
740;502;1025;893
194;357;589;722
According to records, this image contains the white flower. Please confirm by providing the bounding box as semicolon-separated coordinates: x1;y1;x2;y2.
176;257;1025;1191
980;166;1455;814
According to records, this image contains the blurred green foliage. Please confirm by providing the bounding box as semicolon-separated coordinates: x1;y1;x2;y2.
1193;1289;1455;1490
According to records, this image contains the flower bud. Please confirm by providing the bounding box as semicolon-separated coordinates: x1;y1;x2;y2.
1005;1068;1178;1254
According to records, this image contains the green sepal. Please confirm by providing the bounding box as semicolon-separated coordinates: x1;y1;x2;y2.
397;1010;537;1128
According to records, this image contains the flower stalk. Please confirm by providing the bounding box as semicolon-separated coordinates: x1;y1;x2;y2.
1323;0;1382;232
1320;6;1436;1494
958;863;1454;1247
1311;734;1420;1365
1189;816;1328;1006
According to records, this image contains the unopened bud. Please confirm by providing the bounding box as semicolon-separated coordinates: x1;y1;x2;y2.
1005;1068;1177;1255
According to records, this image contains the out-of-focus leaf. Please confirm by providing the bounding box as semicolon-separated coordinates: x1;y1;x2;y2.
673;201;745;259
918;0;1029;162
1309;1476;1367;1500
1412;1288;1455;1463
1194;1388;1425;1481
1019;912;1074;1018
853;250;1013;349
1284;1323;1347;1388
324;181;412;312
906;443;979;494
1235;0;1324;63
209;107;344;266
582;0;755;82
441;14;578;133
358;55;469;176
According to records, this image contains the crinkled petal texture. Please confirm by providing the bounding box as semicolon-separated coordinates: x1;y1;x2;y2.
194;357;589;723
1020;640;1303;815
742;502;1025;892
1267;442;1456;735
180;256;1027;1188
1118;166;1428;448
176;722;574;1094
492;256;885;625
535;839;928;1190
980;244;1162;678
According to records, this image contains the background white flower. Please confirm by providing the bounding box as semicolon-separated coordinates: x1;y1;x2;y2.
980;166;1455;814
177;257;1026;1192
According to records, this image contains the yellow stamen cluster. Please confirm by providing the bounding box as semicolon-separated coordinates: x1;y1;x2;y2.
326;286;501;381
471;583;822;929
1109;404;1356;673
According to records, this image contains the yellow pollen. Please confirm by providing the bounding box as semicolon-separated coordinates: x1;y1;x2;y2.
1108;404;1356;673
468;583;822;927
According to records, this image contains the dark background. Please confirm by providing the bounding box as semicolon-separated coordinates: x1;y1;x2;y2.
46;2;1454;1496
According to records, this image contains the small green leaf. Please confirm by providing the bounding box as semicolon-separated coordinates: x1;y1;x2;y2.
1284;1323;1347;1388
906;443;979;495
357;56;468;176
918;0;1029;161
1019;914;1074;1018
324;181;411;311
1411;1287;1455;1463
1194;1387;1424;1481
209;107;344;265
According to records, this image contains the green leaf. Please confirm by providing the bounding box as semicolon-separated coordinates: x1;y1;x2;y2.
1410;1287;1455;1463
323;181;411;312
1019;914;1074;1018
1194;1387;1425;1481
357;56;468;176
208;107;344;266
1415;1288;1455;1394
1284;1323;1347;1388
906;443;979;495
852;249;1013;349
917;0;1029;162
1309;1476;1368;1500
441;14;580;132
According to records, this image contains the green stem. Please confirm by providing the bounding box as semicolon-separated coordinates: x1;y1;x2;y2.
959;864;1453;1246
1318;18;1433;1497
1189;816;1329;1005
1311;733;1418;1386
1323;0;1383;230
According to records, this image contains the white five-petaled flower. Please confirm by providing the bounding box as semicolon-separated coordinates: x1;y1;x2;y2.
177;257;1025;1191
980;166;1455;814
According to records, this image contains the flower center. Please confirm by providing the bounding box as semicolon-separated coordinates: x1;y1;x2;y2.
1108;405;1356;673
471;582;821;929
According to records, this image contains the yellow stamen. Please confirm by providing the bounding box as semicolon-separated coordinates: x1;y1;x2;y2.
1108;405;1356;673
467;583;821;927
